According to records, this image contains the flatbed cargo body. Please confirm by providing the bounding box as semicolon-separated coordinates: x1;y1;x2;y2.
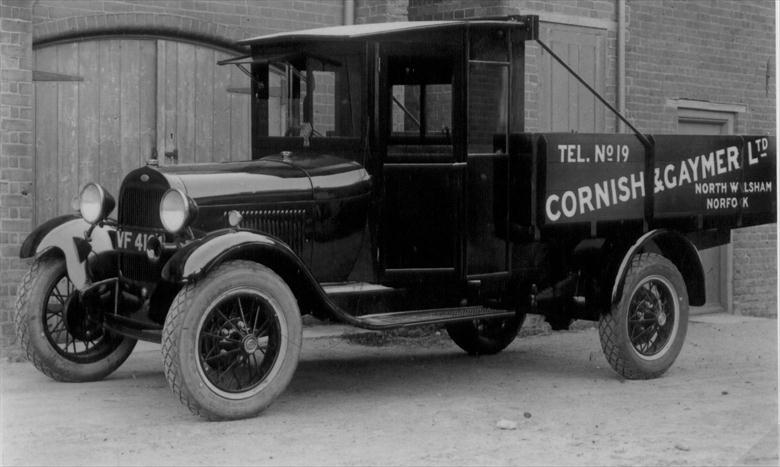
515;133;775;238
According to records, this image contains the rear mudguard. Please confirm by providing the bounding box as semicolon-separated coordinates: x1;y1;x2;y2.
162;229;338;319
19;215;116;290
611;229;705;307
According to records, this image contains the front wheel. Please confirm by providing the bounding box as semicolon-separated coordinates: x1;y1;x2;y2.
162;261;302;420
14;256;136;382
599;253;689;379
446;313;525;356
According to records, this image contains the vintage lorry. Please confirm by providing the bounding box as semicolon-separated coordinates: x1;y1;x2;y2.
15;16;776;420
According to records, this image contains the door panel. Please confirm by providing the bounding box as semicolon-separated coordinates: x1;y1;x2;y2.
156;40;250;165
379;51;462;274
538;23;607;132
34;39;157;223
383;166;460;269
33;38;251;225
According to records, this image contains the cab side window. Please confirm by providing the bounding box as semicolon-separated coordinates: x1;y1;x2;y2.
387;56;453;145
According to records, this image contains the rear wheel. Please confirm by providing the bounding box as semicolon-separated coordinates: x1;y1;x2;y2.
162;261;302;420
446;313;525;356
599;253;689;379
14;256;136;382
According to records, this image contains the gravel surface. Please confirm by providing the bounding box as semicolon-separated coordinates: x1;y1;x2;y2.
1;313;777;466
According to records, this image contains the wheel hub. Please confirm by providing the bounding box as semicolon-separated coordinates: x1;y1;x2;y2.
657;310;667;326
63;294;100;341
241;335;259;354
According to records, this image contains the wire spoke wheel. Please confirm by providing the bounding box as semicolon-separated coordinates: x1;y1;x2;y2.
627;276;679;359
598;252;689;380
197;291;282;395
14;256;135;382
42;273;115;363
162;261;302;420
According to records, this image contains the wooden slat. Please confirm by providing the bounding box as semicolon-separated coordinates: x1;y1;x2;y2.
579;39;596;132
212;51;233;162
551;40;568;131
161;40;179;166
595;34;606;131
139;40;157;166
194;46;214;163
155;40;167;163
567;42;579;131
120;40;141;184
230;64;251;160
34;46;58;226
57;42;80;216
99;40;121;194
77;41;100;195
176;42;195;164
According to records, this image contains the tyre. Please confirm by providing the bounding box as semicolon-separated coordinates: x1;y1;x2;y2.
162;260;302;420
14;256;136;382
599;252;689;379
446;313;525;356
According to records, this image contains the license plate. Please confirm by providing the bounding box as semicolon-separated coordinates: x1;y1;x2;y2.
117;230;164;253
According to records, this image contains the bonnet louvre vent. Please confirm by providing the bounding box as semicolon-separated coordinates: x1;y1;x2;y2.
238;209;307;253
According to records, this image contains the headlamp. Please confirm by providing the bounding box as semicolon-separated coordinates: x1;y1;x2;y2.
79;183;115;225
160;188;196;233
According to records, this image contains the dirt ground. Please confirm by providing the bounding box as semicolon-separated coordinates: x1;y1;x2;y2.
1;313;777;466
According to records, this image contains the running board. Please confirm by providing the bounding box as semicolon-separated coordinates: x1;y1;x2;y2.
322;282;394;295
351;306;516;330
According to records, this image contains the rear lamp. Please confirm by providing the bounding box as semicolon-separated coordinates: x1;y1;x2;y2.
160;188;197;234
79;183;115;225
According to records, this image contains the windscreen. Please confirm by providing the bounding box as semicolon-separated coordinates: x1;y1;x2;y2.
254;52;363;140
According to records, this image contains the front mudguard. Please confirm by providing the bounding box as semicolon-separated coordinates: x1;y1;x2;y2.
162;229;337;318
20;215;116;290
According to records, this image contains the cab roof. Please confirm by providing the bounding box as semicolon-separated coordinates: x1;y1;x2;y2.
237;17;537;47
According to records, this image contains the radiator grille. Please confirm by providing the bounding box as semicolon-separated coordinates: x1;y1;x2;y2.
239;209;307;253
118;186;165;228
118;184;167;283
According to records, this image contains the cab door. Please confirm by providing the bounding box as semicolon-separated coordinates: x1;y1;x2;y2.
378;47;465;281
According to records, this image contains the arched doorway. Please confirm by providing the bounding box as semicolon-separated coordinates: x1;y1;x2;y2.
33;38;250;225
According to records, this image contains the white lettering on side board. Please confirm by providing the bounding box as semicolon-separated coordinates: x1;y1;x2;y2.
545;138;772;222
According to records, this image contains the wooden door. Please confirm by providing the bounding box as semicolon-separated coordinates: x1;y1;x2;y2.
537;23;607;132
34;40;157;223
155;40;250;165
33;39;250;225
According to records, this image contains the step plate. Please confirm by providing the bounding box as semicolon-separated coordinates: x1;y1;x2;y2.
355;306;516;329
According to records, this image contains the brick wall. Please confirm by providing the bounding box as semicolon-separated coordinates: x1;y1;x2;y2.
625;0;776;317
0;0;33;357
356;0;409;24
732;224;777;316
624;0;774;134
